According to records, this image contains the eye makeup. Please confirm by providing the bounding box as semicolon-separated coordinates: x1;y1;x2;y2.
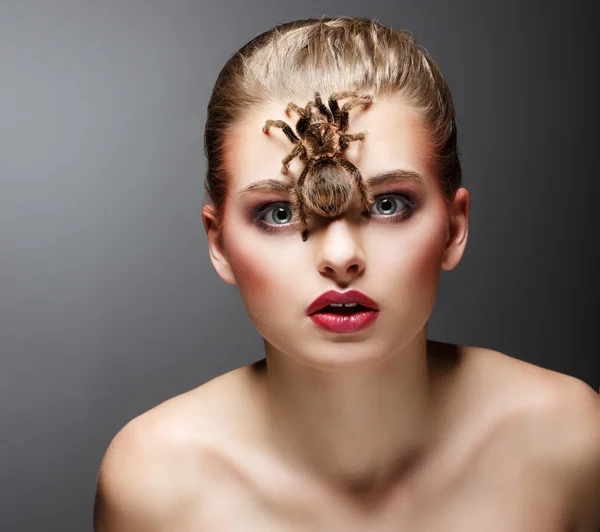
250;191;418;234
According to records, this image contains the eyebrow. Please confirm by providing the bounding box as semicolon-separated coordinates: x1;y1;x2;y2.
237;169;425;198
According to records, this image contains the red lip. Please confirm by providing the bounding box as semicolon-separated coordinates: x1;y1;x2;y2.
306;290;379;316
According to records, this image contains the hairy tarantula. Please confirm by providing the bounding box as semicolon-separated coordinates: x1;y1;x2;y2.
262;91;374;241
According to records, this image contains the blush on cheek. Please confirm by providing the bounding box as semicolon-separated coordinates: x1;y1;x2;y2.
223;229;295;325
226;248;272;326
390;220;448;287
222;213;269;285
227;242;270;293
415;227;446;268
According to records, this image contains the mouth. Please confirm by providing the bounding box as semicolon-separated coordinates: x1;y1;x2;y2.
306;289;379;316
308;302;380;334
312;303;372;315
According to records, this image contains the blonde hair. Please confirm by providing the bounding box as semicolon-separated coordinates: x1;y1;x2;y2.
204;17;461;221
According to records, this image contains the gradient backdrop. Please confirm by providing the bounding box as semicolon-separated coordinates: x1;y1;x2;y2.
0;1;597;530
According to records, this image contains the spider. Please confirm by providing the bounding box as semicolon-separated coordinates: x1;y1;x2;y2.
262;91;374;241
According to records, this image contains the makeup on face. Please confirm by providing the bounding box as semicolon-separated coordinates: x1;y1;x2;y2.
306;289;380;334
239;169;427;235
217;96;451;365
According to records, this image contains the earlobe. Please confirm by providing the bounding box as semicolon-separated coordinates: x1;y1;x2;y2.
441;188;470;271
201;205;237;285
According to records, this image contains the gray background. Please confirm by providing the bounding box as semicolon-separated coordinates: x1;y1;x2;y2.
0;1;597;530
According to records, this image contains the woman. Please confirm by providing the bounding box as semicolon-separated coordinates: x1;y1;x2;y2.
94;17;600;531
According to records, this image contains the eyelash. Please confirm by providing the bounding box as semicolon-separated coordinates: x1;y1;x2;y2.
252;192;417;234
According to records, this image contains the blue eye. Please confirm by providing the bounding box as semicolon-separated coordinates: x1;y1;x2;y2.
253;193;416;233
252;203;296;233
371;194;411;217
263;204;294;225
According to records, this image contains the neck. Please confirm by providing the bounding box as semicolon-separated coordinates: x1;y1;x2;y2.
260;329;445;499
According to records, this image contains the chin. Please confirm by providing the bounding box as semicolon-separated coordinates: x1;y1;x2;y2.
268;333;400;371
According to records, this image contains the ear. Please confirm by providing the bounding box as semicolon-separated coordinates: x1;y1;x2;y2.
202;204;237;285
441;187;470;271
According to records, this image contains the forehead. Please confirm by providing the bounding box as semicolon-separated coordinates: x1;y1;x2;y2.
224;92;436;193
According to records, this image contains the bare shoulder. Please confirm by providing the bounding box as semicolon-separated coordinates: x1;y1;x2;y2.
453;343;600;530
512;366;600;532
433;340;597;412
94;408;206;531
94;416;176;530
452;341;599;439
94;369;249;531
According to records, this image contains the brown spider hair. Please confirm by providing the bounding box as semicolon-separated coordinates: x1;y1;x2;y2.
204;17;461;230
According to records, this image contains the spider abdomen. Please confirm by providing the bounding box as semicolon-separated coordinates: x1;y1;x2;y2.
303;158;354;217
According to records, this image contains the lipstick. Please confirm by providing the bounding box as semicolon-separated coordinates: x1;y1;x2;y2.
307;290;380;333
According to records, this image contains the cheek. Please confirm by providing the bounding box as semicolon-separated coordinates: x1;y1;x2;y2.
222;222;301;320
225;238;272;296
374;215;448;289
408;224;447;276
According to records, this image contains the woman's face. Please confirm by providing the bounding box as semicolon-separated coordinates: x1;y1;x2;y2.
204;92;468;369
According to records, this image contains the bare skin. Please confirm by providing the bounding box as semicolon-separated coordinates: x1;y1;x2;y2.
95;94;600;530
94;344;600;531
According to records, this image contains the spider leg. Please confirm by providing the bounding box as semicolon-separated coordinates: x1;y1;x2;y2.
295;116;310;137
329;91;359;132
285;102;308;118
329;90;360;101
313;92;333;123
280;144;306;174
263;120;300;144
328;95;341;127
341;94;372;113
292;164;311;241
293;102;314;136
333;93;372;133
337;158;373;215
338;132;367;150
337;110;349;133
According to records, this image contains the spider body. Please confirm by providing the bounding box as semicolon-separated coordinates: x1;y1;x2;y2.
262;91;373;241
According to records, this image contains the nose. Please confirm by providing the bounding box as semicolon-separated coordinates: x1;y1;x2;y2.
315;218;366;285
